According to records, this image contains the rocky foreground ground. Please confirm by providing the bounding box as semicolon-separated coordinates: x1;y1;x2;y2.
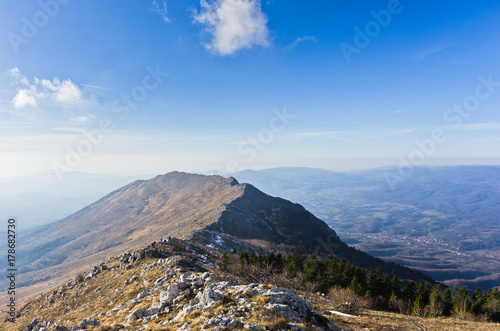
11;241;339;331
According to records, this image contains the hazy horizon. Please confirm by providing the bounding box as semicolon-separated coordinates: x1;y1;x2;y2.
1;159;500;180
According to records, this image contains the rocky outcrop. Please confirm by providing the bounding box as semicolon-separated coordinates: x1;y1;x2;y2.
17;243;338;331
77;317;99;329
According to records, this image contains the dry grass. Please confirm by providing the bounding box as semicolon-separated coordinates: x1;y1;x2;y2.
332;309;500;331
3;256;168;331
305;291;500;331
254;294;270;305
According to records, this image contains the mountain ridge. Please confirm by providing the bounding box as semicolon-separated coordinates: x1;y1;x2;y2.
5;171;432;306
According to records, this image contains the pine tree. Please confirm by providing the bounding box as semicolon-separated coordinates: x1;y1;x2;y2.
402;281;417;303
415;283;430;308
221;253;229;271
256;250;265;267
428;284;443;316
353;267;367;295
388;270;402;298
367;267;387;298
285;252;303;278
442;287;453;316
453;287;471;317
337;259;350;287
302;254;320;283
321;258;338;288
349;275;364;296
470;287;484;315
412;294;425;316
239;251;249;266
248;249;257;265
341;262;354;288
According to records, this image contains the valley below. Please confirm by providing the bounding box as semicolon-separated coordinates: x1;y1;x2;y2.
325;201;500;290
234;166;500;290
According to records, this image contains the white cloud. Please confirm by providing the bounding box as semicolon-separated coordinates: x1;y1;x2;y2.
8;67;85;109
194;0;269;55
284;36;316;50
13;89;37;108
54;79;82;103
152;0;170;23
8;67;29;86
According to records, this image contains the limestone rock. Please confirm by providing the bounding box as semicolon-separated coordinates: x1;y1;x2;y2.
78;317;99;329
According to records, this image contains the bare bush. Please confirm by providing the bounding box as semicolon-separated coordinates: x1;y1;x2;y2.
230;262;283;286
405;315;434;331
396;299;412;315
303;281;320;301
389;295;412;315
169;237;187;251
453;299;475;321
274;274;302;292
327;286;370;316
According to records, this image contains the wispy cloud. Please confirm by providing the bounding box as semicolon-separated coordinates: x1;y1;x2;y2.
193;0;270;55
456;122;500;131
151;0;170;23
283;36;316;50
291;131;349;141
80;84;123;93
8;67;88;109
227;130;353;144
385;128;415;136
0;134;80;152
414;43;454;60
0;108;35;119
280;127;419;142
284;131;359;143
476;137;500;142
53;127;88;133
70;114;96;123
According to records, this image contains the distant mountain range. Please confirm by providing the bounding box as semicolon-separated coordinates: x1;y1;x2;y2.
2;172;431;304
232;166;500;290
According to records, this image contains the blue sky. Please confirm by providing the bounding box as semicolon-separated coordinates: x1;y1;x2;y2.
1;0;499;177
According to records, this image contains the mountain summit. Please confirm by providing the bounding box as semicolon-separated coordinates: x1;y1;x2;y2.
13;172;431;300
